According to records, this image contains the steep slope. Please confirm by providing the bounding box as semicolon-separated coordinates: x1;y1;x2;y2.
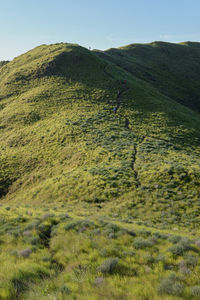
1;42;200;227
95;41;200;112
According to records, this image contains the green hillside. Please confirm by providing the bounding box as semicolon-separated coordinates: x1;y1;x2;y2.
95;41;200;112
1;42;200;299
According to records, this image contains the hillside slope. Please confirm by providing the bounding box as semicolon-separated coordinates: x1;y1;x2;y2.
95;41;200;112
1;42;200;299
1;42;200;225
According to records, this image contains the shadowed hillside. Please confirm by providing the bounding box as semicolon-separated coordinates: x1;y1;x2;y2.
95;41;200;112
0;61;9;69
1;42;200;299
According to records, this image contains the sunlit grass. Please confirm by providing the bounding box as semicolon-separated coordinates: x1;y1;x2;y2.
1;42;200;298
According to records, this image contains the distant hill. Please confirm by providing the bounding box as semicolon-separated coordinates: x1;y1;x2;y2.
95;41;200;112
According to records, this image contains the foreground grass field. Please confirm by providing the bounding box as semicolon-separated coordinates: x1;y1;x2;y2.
1;42;200;299
1;205;200;299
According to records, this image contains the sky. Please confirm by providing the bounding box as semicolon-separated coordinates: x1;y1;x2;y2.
0;0;200;60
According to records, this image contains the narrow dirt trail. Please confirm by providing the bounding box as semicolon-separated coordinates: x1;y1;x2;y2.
112;84;176;187
112;83;145;186
131;136;146;187
113;83;127;114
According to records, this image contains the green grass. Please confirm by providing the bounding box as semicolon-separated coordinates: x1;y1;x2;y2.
1;41;200;299
96;41;200;112
0;206;200;299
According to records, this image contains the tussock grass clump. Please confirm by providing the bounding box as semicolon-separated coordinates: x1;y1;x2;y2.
133;237;155;249
64;220;83;231
60;284;71;295
18;248;32;258
97;257;119;274
168;239;196;256
93;277;104;286
122;250;136;257
42;213;54;220
64;219;95;233
59;213;70;221
184;254;199;267
157;273;184;296
24;220;40;231
143;254;156;265
153;232;168;240
30;236;41;246
91;228;101;236
168;235;182;244
10;264;52;297
190;286;200;297
22;230;32;237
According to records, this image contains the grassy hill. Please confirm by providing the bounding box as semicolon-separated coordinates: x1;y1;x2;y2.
95;41;200;112
0;42;200;299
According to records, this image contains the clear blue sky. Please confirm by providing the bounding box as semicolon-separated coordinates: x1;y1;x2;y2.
0;0;200;60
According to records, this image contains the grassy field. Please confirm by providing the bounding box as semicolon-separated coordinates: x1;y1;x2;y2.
0;42;200;299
